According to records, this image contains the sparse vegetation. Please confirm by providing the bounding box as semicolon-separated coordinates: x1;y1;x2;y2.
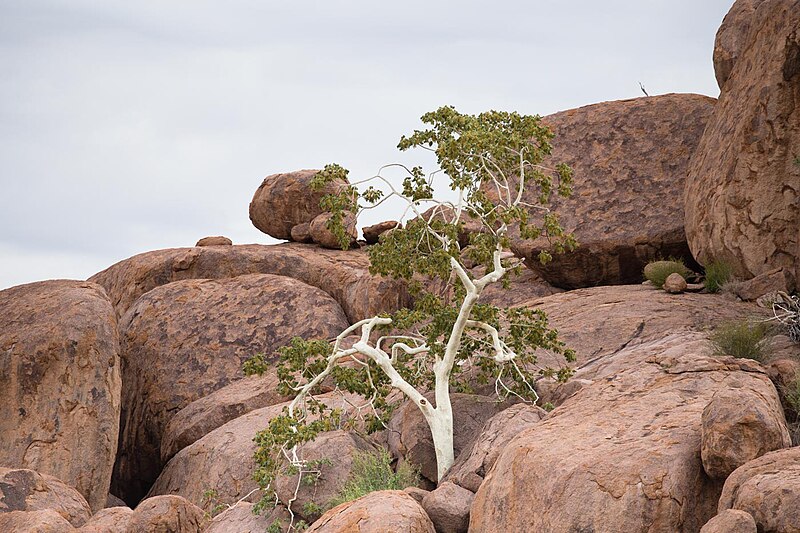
710;320;771;361
643;259;691;288
783;373;800;446
328;449;418;508
201;488;226;518
703;259;733;293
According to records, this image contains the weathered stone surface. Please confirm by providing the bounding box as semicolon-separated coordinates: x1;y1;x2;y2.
249;169;348;240
0;509;75;533
765;357;800;417
113;274;349;504
473;265;562;308
700;509;757;533
148;394;359;507
290;222;313;243
731;267;794;301
664;272;688;293
78;507;132;533
420;482;473;533
718;447;800;533
161;373;290;463
713;0;766;89
126;495;207;533
105;494;126;508
388;394;510;483
309;212;358;249
471;332;784;532
0;468;91;527
196;236;232;246
0;281;120;512
506;93;715;289
443;403;547;493
701;387;791;479
205;502;290;533
274;431;379;523
89;243;411;324
403;487;429;505
362;220;398;244
685;0;800;290
307;491;435;533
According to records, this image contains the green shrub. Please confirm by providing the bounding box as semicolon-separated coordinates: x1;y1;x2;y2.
328;449;418;508
710;320;771;361
704;260;733;293
643;259;691;288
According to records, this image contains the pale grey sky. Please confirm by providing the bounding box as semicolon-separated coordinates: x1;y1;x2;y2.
0;1;734;289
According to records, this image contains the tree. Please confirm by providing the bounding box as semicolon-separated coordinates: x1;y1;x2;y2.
244;106;577;523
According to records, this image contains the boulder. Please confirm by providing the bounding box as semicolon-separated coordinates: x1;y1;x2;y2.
205;502;290;533
196;236;232;246
126;495;207;533
443;403;547;493
309;212;358;249
0;281;120;512
420;482;473;533
290;222;313;243
306;490;434;533
148;393;360;507
274;431;379;523
362;221;399;244
0;468;91;527
388;394;510;483
249;169;348;240
0;509;75;533
685;0;800;290
402;487;429;505
765;357;800;417
470;332;784;532
78;507;132;532
113;273;349;504
664;272;688;293
506;93;715;289
713;0;766;89
730;267;794;301
701;388;791;479
718;447;800;532
160;373;290;463
89;243;411;324
700;509;757;533
105;494;126;509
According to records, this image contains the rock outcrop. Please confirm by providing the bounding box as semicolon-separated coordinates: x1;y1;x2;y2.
0;281;121;512
470;333;786;532
700;509;757;533
362;221;398;244
685;0;800;290
79;507;133;532
205;502;290;533
307;491;435;533
196;236;232;246
713;0;765;89
506;93;715;289
125;495;207;533
0;509;76;533
420;481;473;533
0;467;91;527
309;212;358;249
89;243;411;323
113;273;349;504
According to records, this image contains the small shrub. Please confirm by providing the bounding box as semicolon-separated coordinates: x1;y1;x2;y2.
710;320;771;361
328;449;418;508
704;260;733;293
644;259;691;288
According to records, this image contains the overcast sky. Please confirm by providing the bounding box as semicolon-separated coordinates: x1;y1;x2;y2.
0;1;734;290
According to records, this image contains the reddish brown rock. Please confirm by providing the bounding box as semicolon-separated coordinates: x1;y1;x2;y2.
403;487;429;505
309;212;358;249
0;281;121;512
160;373;290;463
443;404;547;493
506;93;715;289
421;482;473;533
362;220;399;244
306;490;434;533
663;272;688;293
388;394;510;483
196;236;232;246
473;265;562;308
205;502;290;533
78;507;132;532
700;509;757;533
470;333;783;532
274;431;379;523
713;0;765;89
731;267;794;301
290;222;313;243
685;0;800;290
113;274;349;504
249;169;348;240
701;388;791;479
0;468;91;527
718;447;800;532
105;494;126;508
765;357;800;417
89;243;411;324
0;509;76;533
126;495;207;533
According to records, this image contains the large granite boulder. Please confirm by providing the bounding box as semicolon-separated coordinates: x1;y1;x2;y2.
506;93;715;289
685;0;800;290
0;281;121;512
0;467;91;527
205;502;290;533
113;274;349;504
89;243;411;323
420;482;473;533
713;0;766;89
306;491;434;533
0;509;75;533
125;495;207;533
718;447;800;532
700;509;757;533
470;332;786;532
249;169;348;240
78;507;133;532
